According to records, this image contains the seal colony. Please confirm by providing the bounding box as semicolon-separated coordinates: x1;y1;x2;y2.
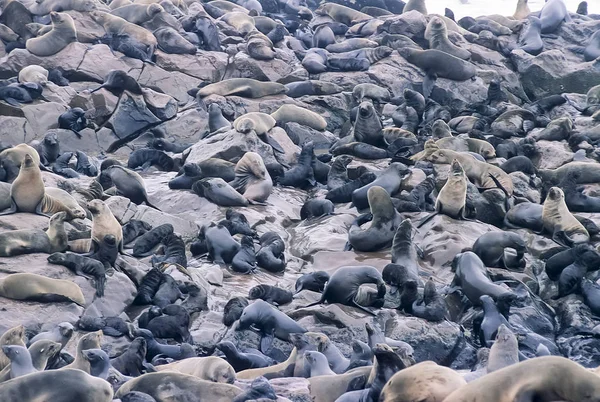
3;0;600;399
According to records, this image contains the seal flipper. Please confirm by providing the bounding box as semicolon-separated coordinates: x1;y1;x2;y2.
143;198;161;211
417;211;438;228
260;328;276;354
34;201;52;217
351;300;377;316
422;72;437;99
2;97;21;106
0;198;17;215
265;135;285;154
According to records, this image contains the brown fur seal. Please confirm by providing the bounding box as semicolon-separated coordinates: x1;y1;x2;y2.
18;65;48;86
425;16;470;60
487;324;519;373
156;357;236;383
90;10;157;49
0;369;113;401
436;137;496;159
542;187;589;246
1;154;73;217
418;159;468;227
538;162;600;185
0;326;25;371
380;361;466;402
25;12;76;57
0;211;68;257
44;188;86;220
0;144;41;182
62;331;102;373
234;112;276;135
236;347;297;380
88;199;125;254
445;356;600;402
314;3;370;25
403;0;427;14
197;78;286;98
229;152;272;204
0;273;85;306
28;0;97;15
245;29;275;60
308;366;372;402
270;105;327;131
514;0;530;19
115;372;243;401
111;3;163;24
220;11;255;35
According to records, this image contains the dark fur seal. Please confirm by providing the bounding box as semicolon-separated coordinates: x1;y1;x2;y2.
145;304;191;343
518;16;543;55
91;69;142;95
304;265;385;316
47;252;107;297
33;132;59;165
127;149;174;171
231;236;256;274
332;142;388;159
58;108;87;138
478;295;510;346
222;209;256;237
500;156;537;175
82;349;110;379
326;171;376;204
327;155;352;190
77;316;132;338
382;218;420;304
202;223;241;264
208;103;231;134
148;138;191;153
295;271;329;294
238;299;306;352
195;16;221;51
52;152;79;178
232;376;276;402
539;0;570;34
472;232;527;269
300;199;334;220
277;141;316;188
150;233;187;268
216;341;273;371
98;166;159;209
75;151;97;176
559;171;600;212
249;284;292;306
193;178;249;207
348;186;403;252
133;223;173;257
89;234;118;268
133;329;195;361
284;80;343;98
152;275;183;308
223;296;249;326
451;252;515;305
352;101;384;147
122;220;152;245
352;162;408;210
133;268;165;305
545;244;600;281
407;278;448;322
256;232;285;273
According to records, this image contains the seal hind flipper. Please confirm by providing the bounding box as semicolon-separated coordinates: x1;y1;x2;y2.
422;72;437;99
265;135;285;154
3;97;21;106
417;211;438;228
260;329;276;354
0;198;17;215
143;198;161;211
351;300;377;316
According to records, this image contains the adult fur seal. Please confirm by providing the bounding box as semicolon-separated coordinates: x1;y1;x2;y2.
352;101;384;146
156;357;235;383
256;232;286;273
0;273;85;305
542;187;589;246
347;186;403;252
216;341;273;371
0;325;25;371
88;199;124;256
235;347;297;380
304;265;385;316
352;162;408;210
444;356;600;402
197;78;286;98
487;324;519;373
193;178;249;207
0;211;68;257
228;152;272;204
314;3;370;25
63;331;102;373
0;369;113;401
90;11;157;51
539;0;570;34
380;361;466;402
271;105;327;131
426;16;470;60
115;372;242;401
472;232;527;269
99;166;159;209
25;12;76;57
237;299;306;352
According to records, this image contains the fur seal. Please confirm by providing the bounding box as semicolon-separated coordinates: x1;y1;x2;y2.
304;265;385;316
352;101;384;146
472;232;527;269
380;361;466;402
197;78;286;98
308;366;371;402
216;341;273;371
487;324;519;373
352;162;408;210
223;296;249;326
426;16;470;60
115;372;242;401
539;0;570;34
256;232;286;273
327;171;376;204
28;322;73;349
47;252;107;297
237;299;306;352
0;369;113;401
133;224;173;257
284;80;343;98
122;220;152;245
348;186;403;252
25;12;76;57
99;166;159;209
444;356;600;402
90;11;157;50
271;105;327;131
305;351;335;377
208;103;231;134
236;347;297;380
0;144;41;183
295;271;329;294
542;187;589;246
0;326;25;371
91;70;142;95
111;337;147;377
62;330;102;373
201;223;240;264
0;211;68;257
300;199;334;219
228;152;272;204
111;3;163;24
249;284;292;306
514;0;530;19
0;272;84;305
314;3;370;25
156;356;235;383
277;141;316;188
408;278;448;322
88;199;125;255
193;178;249;207
18;65;48;86
127;149;174;171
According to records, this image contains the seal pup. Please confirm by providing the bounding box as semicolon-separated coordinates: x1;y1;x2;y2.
0;211;68;257
277;142;316;188
110;337;147;377
256;232;286;273
25;12;77;57
295;271;329;294
237;299;306;352
47;252;107;297
444;356;600;402
223;297;249;326
304;265;385;316
418;159;468;227
90;70;142;95
542;187;589;246
122;220;152;245
216;341;273;371
347;186;403;252
248;284;292;306
408;278;448;322
133;224;173;257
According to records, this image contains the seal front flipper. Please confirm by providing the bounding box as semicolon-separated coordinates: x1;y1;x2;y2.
0;198;17;215
34;202;52;217
422;72;437;99
265;135;285;154
260;328;276;354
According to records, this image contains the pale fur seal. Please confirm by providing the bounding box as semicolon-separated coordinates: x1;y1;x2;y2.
25;12;76;57
197;78;286;98
234;112;276;136
403;0;427;14
0;144;41;183
28;0;97;14
115;372;242;401
111;3;164;24
348;186;403;252
0;325;25;371
314;3;370;25
308;366;372;402
380;361;466;402
90;10;157;49
156;357;235;384
425;16;470;60
514;0;530;19
0;211;68;257
18;65;48;86
229;152;272;204
0;273;85;306
435;136;496;159
487;324;519;373
63;331;102;373
1;154;73;217
236;347;297;380
542;187;589;246
444;356;600;402
0;369;113;401
270;105;327;131
88;199;125;254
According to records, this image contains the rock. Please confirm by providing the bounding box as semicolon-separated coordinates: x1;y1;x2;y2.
532;140;574;169
132;205;200;239
269;127;300;166
77;44;143;81
154;109;209;144
510;172;541;203
137;63;200;102
70;88;119;122
283;122;337;149
269;378;311;402
188;310;227;350
155;50;227;82
22;102;68;141
106;196;139;223
380;10;428;39
141;88;178;121
0;116;28;144
289;213;355;259
106;91;162;139
82;271;137;318
225;52;296;82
